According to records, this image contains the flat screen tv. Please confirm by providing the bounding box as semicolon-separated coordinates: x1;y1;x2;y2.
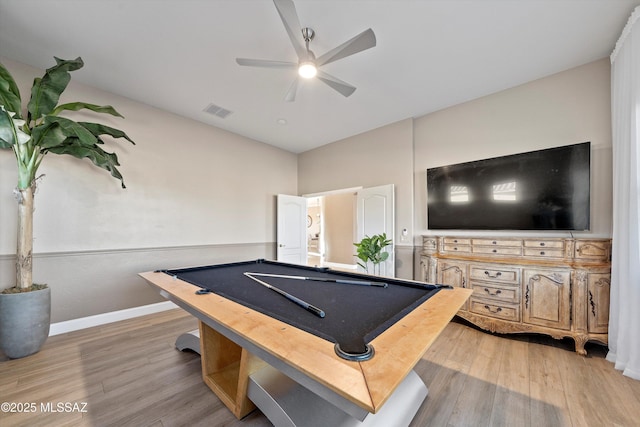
426;142;590;230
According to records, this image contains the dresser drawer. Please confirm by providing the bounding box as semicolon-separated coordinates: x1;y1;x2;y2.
472;238;522;247
470;282;520;303
443;244;471;253
469;264;520;283
469;299;520;322
524;239;564;249
442;237;471;245
523;248;564;258
473;245;522;256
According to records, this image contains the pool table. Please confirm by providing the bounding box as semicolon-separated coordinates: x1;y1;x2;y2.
140;259;471;426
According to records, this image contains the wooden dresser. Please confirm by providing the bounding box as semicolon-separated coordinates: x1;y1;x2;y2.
420;236;611;355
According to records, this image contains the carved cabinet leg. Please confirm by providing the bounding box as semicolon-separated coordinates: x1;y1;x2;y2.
574;335;589;356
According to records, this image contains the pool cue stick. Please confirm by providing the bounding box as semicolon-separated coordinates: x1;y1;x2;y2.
247;272;388;288
243;273;325;318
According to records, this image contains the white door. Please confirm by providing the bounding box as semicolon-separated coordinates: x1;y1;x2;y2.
356;184;395;277
277;194;308;265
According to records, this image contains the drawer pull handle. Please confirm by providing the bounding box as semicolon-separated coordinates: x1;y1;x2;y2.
492;249;497;253
453;247;458;251
453;239;458;243
484;288;502;296
484;305;502;314
492;241;497;245
540;251;545;255
540;242;546;246
484;271;502;278
589;290;596;317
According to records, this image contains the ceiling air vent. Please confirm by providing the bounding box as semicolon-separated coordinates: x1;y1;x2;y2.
203;103;233;119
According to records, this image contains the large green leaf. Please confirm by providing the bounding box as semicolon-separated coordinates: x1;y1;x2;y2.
46;141;126;188
80;122;135;144
30;120;66;149
51;102;124;118
0;107;16;148
4;57;133;189
27;57;83;121
42;116;98;147
0;62;22;116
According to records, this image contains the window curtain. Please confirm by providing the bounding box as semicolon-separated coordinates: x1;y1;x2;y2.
608;6;640;381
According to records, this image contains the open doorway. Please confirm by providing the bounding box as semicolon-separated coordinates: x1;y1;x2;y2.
279;185;394;275
305;189;359;271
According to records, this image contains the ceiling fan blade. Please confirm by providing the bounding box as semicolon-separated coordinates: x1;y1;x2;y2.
316;28;376;67
316;70;356;98
284;77;299;102
236;58;297;69
273;0;307;60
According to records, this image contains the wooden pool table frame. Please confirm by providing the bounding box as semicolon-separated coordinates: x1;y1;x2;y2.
140;266;471;424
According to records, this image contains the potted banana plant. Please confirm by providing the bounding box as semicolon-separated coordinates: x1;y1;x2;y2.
0;57;134;358
354;233;392;276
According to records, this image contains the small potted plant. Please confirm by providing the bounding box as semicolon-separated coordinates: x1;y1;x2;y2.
0;57;134;358
354;233;392;276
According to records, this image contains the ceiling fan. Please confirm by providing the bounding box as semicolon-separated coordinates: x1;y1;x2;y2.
235;0;376;102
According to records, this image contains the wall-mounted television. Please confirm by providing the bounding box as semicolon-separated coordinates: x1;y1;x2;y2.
426;142;591;230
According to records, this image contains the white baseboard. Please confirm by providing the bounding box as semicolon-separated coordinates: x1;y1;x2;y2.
49;301;178;336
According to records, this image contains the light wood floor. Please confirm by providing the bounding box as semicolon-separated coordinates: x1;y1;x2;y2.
1;309;639;427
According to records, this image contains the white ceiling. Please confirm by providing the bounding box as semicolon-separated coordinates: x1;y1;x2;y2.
1;0;638;153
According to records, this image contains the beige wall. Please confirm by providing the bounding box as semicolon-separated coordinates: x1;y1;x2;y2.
298;59;613;280
0;58;297;321
413;58;612;240
298;118;415;278
1;56;614;321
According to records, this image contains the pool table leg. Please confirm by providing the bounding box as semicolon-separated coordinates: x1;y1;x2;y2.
196;321;268;419
175;326;429;425
175;329;200;354
247;364;429;427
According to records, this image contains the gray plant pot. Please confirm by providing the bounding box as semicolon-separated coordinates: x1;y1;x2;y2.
0;286;51;359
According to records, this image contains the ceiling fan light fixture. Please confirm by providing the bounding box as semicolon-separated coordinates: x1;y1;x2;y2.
298;61;317;79
235;2;376;100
